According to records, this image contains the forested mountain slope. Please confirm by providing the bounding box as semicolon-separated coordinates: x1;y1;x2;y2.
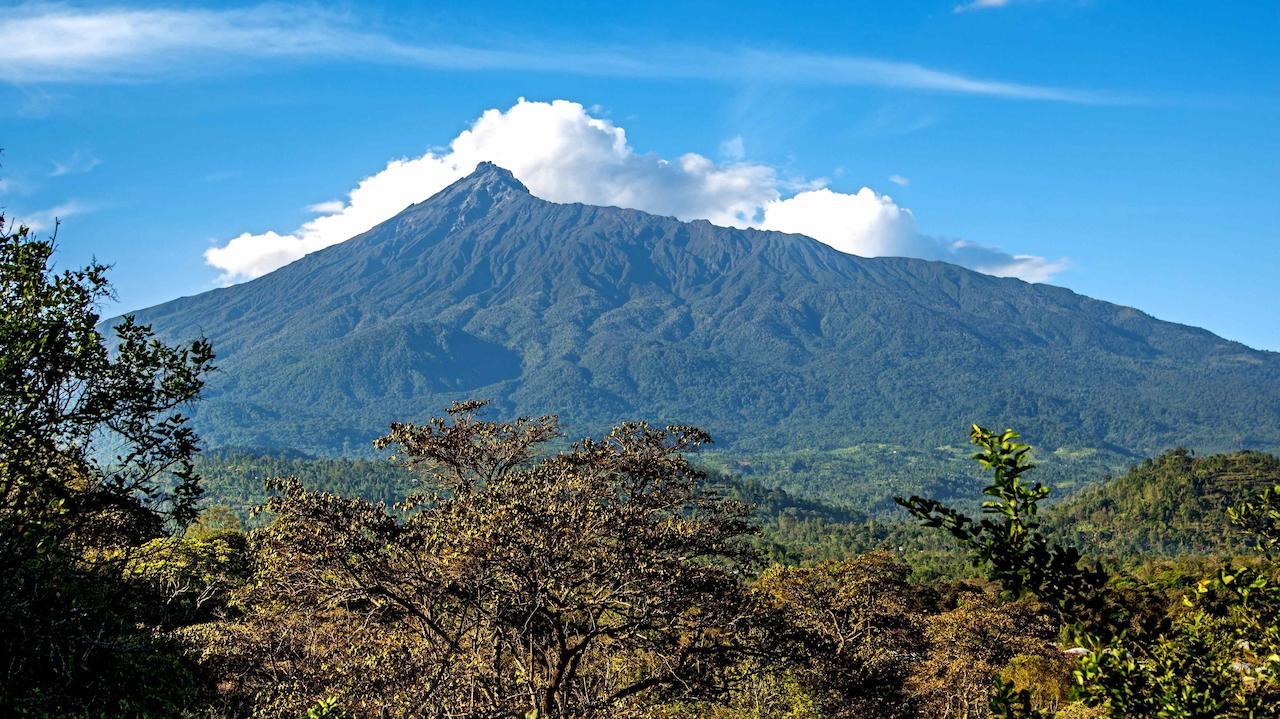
1047;449;1280;556
117;162;1280;502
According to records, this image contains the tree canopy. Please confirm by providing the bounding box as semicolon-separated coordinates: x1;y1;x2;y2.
0;216;216;714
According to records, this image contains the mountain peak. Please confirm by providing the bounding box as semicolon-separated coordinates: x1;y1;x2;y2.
458;161;530;196
414;162;532;219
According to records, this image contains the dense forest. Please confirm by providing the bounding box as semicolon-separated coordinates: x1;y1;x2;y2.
5;217;1280;719
189;449;972;573
190;445;1275;573
1045;449;1280;557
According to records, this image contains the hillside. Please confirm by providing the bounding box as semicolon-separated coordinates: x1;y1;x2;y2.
1046;449;1280;557
117;162;1280;506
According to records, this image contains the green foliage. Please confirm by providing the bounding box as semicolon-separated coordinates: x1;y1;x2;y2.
989;678;1054;719
1227;482;1280;556
699;442;1119;524
0;216;217;716
1047;450;1280;558
898;426;1122;639
127;526;252;625
190;449;412;519
304;697;350;719
901;424;1280;719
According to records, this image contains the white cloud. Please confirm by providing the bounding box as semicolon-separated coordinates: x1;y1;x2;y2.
888;174;910;186
761;188;919;258
0;5;371;82
49;150;100;176
954;0;1046;12
205;99;779;282
760;187;1066;282
719;135;745;161
205;99;1065;286
205;230;312;282
306;200;345;214
945;242;1068;282
954;0;1013;12
11;200;88;234
0;4;1124;104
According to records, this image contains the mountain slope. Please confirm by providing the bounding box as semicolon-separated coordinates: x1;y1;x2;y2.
120;162;1280;499
1046;449;1280;556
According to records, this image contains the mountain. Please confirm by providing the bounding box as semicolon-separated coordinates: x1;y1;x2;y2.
1045;449;1280;557
117;162;1280;505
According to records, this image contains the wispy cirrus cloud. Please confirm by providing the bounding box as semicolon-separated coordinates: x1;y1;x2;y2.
954;0;1046;12
9;200;89;234
0;4;1126;104
955;0;1013;12
49;149;100;176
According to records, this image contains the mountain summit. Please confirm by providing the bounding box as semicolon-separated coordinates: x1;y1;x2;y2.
120;163;1280;488
432;160;531;205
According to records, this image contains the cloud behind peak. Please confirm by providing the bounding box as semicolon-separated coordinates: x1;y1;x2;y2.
203;99;1066;285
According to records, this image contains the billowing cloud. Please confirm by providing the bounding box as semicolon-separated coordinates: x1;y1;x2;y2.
305;200;345;214
761;188;919;258
205;99;779;282
205;99;1065;285
760;188;1066;282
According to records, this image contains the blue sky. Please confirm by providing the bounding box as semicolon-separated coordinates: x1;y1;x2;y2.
1;1;1277;349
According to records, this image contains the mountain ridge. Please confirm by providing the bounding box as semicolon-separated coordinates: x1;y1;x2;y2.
114;162;1280;499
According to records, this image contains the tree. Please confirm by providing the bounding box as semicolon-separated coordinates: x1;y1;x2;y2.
752;552;927;719
0;216;215;715
899;424;1280;718
197;401;760;718
910;590;1056;719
